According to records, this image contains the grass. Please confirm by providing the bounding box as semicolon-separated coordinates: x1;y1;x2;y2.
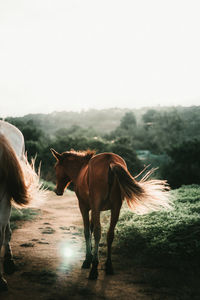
41;180;56;191
108;184;200;295
10;207;40;230
10;179;54;230
114;184;200;260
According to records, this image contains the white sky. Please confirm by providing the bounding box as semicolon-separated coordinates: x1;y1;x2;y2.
0;0;200;117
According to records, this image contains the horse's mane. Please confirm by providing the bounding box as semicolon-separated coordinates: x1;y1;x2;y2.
63;149;96;160
0;134;29;205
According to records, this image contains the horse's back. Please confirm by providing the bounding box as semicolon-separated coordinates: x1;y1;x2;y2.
87;153;126;206
89;152;127;172
0;121;24;159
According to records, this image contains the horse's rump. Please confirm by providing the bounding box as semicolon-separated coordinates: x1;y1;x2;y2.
87;153;127;207
0;120;24;159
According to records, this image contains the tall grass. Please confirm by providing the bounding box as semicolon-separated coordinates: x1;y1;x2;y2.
114;185;200;262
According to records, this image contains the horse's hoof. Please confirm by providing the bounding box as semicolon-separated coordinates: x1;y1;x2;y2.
4;259;16;275
0;278;8;292
88;268;98;280
105;261;114;275
82;260;91;269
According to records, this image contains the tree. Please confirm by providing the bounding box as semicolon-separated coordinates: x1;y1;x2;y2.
161;139;200;188
109;141;143;176
120;112;137;130
142;109;158;124
146;110;185;153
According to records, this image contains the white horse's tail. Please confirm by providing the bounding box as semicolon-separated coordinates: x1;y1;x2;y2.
19;154;47;207
0;121;47;207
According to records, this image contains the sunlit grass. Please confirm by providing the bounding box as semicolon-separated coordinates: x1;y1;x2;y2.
10;208;40;230
113;184;200;262
99;185;200;295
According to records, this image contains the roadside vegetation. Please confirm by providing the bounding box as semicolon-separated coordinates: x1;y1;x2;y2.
115;184;200;261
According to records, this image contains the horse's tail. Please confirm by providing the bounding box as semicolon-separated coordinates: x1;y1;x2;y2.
0;135;46;207
110;163;171;215
19;154;47;207
0;135;29;206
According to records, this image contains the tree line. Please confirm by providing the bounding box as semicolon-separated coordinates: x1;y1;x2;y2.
3;106;200;188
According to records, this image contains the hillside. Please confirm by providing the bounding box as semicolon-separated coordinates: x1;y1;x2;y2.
4;105;199;135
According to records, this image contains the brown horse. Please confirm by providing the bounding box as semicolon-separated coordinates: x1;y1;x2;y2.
51;149;171;280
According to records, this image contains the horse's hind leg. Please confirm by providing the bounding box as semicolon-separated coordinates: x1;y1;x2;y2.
106;188;122;275
0;223;8;291
89;209;101;280
79;205;93;269
89;216;94;251
90;217;94;235
0;226;8;291
0;193;11;291
3;222;15;275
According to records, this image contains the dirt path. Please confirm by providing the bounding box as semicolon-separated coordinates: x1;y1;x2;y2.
1;191;165;300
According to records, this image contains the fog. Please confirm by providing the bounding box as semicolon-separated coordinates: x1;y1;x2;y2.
0;0;200;116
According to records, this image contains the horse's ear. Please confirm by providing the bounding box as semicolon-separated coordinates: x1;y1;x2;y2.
50;148;62;161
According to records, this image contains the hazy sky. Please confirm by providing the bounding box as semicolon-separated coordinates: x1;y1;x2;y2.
0;0;200;117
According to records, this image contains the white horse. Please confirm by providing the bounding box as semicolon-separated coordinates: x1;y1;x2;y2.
0;120;44;291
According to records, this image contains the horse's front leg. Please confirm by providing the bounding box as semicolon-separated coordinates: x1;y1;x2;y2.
89;210;101;280
79;205;93;269
3;222;15;275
